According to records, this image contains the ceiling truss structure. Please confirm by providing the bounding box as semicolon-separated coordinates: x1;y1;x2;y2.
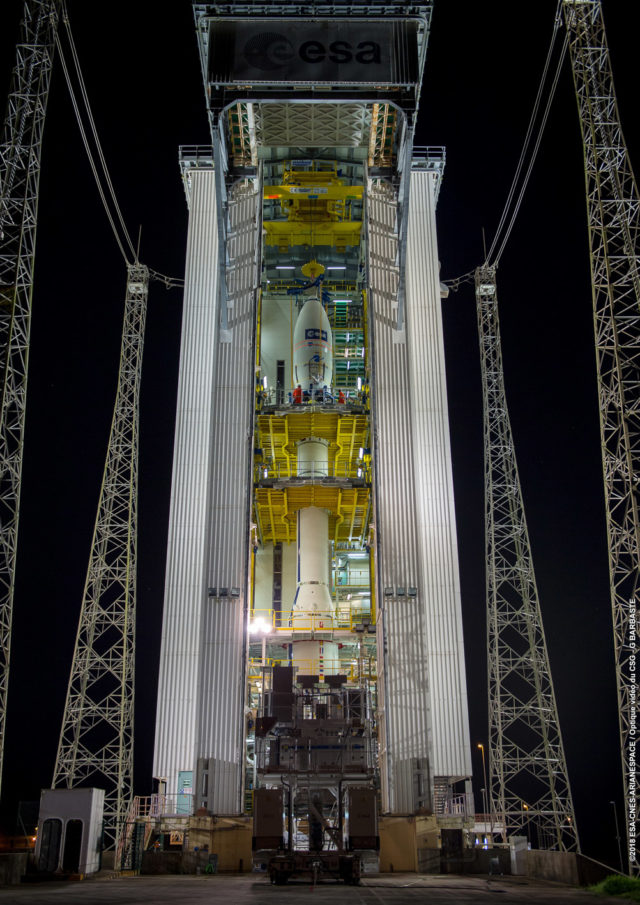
227;100;400;169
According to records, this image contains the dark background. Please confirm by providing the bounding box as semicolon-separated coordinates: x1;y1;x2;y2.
0;0;636;868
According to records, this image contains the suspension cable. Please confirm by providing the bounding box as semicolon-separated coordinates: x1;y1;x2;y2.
54;27;133;264
492;30;568;267
61;3;136;261
54;4;184;288
485;3;564;265
446;3;567;290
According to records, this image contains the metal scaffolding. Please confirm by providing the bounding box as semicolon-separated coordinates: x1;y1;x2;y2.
52;263;148;851
476;265;579;852
0;0;59;795
563;0;640;873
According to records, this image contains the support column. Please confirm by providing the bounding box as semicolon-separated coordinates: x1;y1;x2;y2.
153;168;219;798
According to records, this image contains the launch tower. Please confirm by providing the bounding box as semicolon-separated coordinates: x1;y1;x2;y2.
153;0;472;866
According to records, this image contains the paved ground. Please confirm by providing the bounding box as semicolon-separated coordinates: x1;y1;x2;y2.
0;873;622;905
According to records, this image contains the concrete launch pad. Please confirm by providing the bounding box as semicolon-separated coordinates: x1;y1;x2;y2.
0;873;622;905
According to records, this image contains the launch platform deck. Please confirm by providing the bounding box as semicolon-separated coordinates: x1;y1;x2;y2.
0;873;621;905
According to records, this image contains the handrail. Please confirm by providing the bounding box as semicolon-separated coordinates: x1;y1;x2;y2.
254;459;370;482
249;606;374;633
256;384;366;408
248;657;377;682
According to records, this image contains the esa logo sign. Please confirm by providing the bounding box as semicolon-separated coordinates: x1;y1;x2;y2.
243;32;381;73
305;328;328;342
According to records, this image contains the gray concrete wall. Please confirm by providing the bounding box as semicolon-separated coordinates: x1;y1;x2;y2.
526;851;579;885
142;851;229;875
140;846;619;883
438;847;510;876
525;850;623;886
469;849;511;875
0;853;28;885
142;852;200;875
417;848;440;873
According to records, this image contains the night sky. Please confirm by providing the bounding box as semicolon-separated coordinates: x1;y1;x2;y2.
0;0;636;869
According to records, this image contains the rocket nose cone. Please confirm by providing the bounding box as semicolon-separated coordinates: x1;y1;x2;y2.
293;297;334;389
293;298;332;345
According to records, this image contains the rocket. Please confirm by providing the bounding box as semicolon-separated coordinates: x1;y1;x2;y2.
291;505;338;676
289;262;338;675
292;260;333;392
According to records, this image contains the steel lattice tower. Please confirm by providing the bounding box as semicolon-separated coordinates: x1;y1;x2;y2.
476;266;579;851
52;264;148;851
563;0;640;873
0;0;59;795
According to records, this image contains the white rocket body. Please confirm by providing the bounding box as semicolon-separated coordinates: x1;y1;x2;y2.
291;438;338;676
293;297;333;389
292;506;333;618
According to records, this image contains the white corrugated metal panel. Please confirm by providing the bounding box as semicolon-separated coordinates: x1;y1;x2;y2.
405;170;472;780
368;182;432;814
196;180;260;814
153;170;220;796
196;598;246;813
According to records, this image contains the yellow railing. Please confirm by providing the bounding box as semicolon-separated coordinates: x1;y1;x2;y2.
249;606;375;634
254;460;370;482
248;657;377;682
256;384;366;408
334;568;370;588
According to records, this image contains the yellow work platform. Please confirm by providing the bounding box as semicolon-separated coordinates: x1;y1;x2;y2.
263;219;362;250
263;185;364;211
254;485;370;545
249;657;377;684
256;411;369;479
264;184;363;202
